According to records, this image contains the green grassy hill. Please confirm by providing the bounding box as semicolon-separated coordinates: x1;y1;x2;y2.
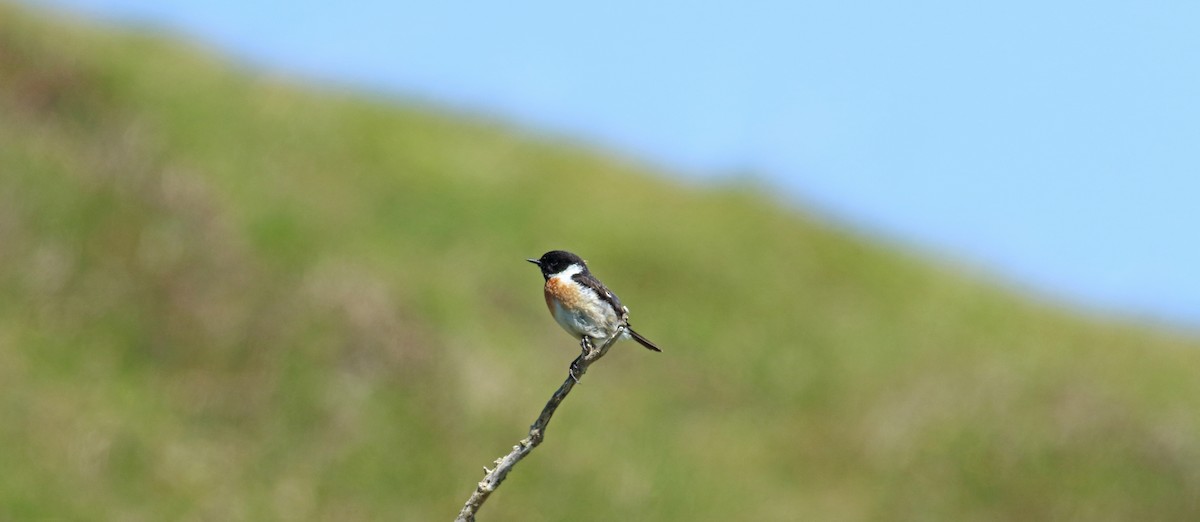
3;4;1200;520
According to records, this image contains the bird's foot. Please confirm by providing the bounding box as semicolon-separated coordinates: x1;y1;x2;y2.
568;359;582;383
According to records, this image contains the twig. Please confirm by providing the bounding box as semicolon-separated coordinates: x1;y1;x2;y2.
454;327;626;522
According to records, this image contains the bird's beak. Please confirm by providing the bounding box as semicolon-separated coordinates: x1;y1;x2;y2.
526;258;541;266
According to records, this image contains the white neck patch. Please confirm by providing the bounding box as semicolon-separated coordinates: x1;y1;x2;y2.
556;263;584;279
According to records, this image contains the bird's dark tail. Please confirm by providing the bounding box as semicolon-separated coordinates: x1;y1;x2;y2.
627;326;661;352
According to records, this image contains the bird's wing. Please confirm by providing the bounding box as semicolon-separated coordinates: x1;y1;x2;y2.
572;272;626;319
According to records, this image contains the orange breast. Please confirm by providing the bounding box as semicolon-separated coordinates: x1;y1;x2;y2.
544;276;583;314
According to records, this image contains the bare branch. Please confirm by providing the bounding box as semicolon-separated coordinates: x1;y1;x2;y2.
454;327;625;522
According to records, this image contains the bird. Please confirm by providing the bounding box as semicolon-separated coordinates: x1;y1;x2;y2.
527;250;661;356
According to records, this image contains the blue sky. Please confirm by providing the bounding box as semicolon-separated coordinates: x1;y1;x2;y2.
28;0;1200;326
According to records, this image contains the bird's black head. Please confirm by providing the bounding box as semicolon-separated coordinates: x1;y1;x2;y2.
527;250;587;279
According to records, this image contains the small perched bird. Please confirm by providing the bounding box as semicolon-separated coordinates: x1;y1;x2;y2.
528;250;661;354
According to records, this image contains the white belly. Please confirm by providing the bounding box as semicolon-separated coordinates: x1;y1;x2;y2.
552;299;619;341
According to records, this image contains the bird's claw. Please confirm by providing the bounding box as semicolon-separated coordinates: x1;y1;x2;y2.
568;359;582;383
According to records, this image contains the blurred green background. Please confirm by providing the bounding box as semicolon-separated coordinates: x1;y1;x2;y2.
3;5;1200;520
